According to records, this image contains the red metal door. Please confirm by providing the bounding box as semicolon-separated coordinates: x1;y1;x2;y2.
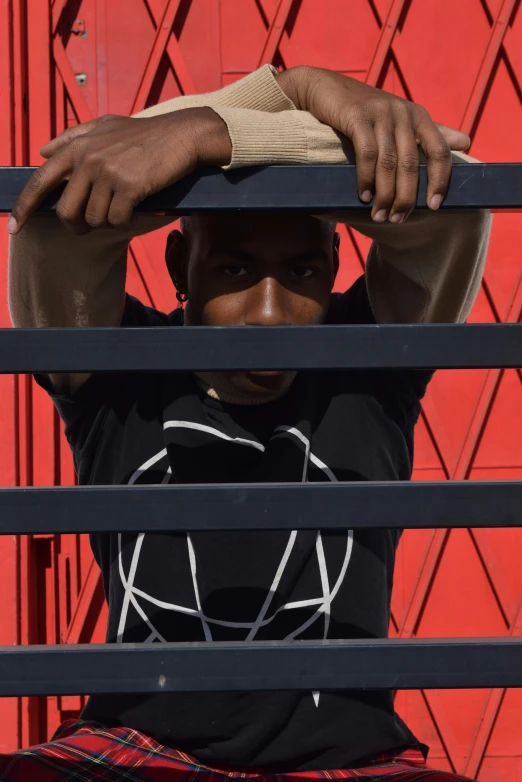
0;1;521;777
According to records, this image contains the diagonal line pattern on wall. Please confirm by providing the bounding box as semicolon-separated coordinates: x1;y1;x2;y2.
459;274;522;773
398;280;522;641
398;275;522;773
51;0;69;34
396;0;521;639
141;0;196;95
130;0;196;311
460;0;520;135
257;0;296;67
391;1;522;751
133;0;182;113
133;0;194;114
463;593;522;777
64;558;102;645
53;37;92;124
365;0;409;86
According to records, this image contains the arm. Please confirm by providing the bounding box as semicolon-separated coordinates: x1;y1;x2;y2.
9;65;292;325
8;107;231;393
204;68;492;324
8;66;294;394
227;118;490;323
139;65;491;323
9;62;491;383
271;66;493;323
171;103;491;324
333;160;493;325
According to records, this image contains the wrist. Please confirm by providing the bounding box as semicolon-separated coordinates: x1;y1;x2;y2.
275;66;315;111
189;107;232;167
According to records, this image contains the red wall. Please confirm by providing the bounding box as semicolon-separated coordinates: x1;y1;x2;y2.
0;1;521;777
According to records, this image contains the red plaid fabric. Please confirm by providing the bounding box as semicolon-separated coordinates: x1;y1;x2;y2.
0;720;473;781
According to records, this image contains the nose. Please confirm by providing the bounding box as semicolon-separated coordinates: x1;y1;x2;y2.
243;276;291;327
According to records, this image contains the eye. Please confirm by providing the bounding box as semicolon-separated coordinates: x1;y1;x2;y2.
291;266;318;279
222;264;248;277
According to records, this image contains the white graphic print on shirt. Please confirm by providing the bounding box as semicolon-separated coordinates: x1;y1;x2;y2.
116;421;354;707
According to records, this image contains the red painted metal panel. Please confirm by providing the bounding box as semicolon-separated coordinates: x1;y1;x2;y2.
0;1;520;776
0;0;23;753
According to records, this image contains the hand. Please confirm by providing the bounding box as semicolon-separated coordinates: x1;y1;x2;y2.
7;108;231;235
277;66;471;223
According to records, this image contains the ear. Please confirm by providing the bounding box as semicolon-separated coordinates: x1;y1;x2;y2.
165;230;189;296
332;232;340;283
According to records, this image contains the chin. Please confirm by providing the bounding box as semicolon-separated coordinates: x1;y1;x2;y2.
235;371;296;398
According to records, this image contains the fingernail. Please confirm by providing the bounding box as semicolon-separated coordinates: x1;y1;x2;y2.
6;216;17;234
430;194;442;210
360;190;373;203
373;209;387;223
389;212;405;224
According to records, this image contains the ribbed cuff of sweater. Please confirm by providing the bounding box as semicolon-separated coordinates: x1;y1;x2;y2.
212;107;308;168
134;65;294;119
212;64;295;112
212;108;356;169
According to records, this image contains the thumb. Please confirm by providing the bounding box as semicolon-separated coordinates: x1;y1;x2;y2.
435;123;471;152
40;118;99;159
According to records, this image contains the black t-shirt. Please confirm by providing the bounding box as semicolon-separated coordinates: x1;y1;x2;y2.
43;276;432;772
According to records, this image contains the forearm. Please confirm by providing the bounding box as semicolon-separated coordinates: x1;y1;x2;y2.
9;216;129;329
8;63;294;331
9;63;491;335
209;68;492;324
332;151;492;324
214;103;491;323
8;106;230;332
350;204;492;324
8;64;288;331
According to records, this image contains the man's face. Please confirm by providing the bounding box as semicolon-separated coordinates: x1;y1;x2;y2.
166;212;338;398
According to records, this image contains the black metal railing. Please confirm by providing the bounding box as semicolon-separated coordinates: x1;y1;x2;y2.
0;163;521;698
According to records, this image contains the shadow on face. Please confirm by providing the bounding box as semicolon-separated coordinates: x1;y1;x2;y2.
165;212;339;398
166;212;339;326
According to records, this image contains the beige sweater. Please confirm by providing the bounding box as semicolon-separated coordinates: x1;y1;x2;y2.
9;64;492;347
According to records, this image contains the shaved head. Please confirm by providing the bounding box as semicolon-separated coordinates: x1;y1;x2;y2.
180;214;337;250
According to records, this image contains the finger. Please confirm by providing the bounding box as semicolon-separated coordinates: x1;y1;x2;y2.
349;120;378;203
435;123;470;152
8;153;73;234
40;120;98;159
55;171;94;235
84;181;114;230
372;121;398;222
415;113;452;210
107;192;139;230
389;113;419;224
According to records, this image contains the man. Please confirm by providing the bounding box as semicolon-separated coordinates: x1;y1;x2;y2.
3;65;490;780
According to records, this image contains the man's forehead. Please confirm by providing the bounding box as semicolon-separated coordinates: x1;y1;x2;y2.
182;212;333;248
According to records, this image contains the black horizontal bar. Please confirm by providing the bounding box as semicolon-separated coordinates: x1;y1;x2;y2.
1;638;521;696
1;324;521;373
1;482;521;535
1;164;521;213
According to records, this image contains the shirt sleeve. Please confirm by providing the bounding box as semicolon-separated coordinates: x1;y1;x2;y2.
34;296;175;461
